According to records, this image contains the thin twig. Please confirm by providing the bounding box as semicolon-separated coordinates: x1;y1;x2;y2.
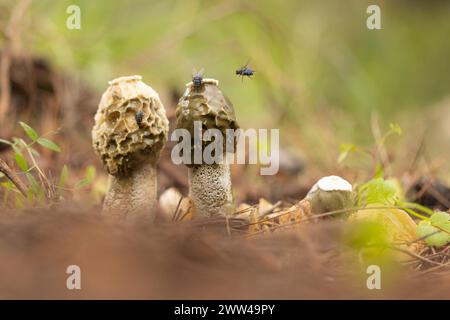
241;204;428;231
406;230;441;245
258;200;282;217
389;246;443;267
419;261;450;275
0;158;27;196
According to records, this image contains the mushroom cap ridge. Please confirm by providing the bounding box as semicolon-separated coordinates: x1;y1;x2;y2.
92;76;169;176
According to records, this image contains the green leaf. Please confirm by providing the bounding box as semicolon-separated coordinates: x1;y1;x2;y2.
75;178;90;189
25;173;41;196
15;192;24;208
389;123;402;136
430;211;449;226
1;181;15;190
26;188;35;202
358;178;398;206
37;138;60;152
417;221;450;247
374;162;384;179
59;165;69;188
75;165;96;189
417;212;450;247
19;121;39;141
338;143;356;163
86;165;96;180
0;172;4;178
15;152;28;171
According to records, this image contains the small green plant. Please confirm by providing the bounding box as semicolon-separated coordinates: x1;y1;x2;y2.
339;123;449;248
338;123;429;215
0;121;94;208
338;122;402;178
357;177;399;206
357;177;433;219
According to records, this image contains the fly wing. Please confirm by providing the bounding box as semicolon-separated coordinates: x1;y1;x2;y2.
237;59;251;72
192;67;205;77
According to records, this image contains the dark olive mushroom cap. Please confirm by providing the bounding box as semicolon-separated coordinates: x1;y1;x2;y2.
175;79;239;164
92;76;169;176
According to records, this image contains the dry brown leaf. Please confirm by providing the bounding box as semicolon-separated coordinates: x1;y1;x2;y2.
257;198;274;218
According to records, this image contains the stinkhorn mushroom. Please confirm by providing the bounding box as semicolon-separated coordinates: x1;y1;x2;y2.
305;175;355;215
175;78;239;218
92;75;169;219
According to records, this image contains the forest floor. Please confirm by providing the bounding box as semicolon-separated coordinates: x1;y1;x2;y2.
0;53;449;299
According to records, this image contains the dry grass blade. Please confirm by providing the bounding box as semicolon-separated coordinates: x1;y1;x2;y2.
390;246;444;267
172;195;184;222
177;203;193;222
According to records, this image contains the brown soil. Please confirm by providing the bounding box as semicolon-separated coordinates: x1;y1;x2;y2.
0;207;448;299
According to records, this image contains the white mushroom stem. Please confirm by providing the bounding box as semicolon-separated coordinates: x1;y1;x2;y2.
103;161;157;220
305;175;355;215
188;160;234;218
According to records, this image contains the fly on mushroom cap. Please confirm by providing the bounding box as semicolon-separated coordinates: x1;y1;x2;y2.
176;79;239;218
92;75;169;176
176;78;239;164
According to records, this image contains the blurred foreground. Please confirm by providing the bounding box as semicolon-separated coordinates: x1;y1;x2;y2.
0;208;449;299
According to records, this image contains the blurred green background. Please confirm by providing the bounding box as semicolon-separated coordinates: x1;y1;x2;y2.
2;0;450;172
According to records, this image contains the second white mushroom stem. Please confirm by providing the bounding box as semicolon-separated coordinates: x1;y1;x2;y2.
188;160;234;218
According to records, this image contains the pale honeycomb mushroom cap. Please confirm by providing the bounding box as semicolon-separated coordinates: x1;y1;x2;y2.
92;75;169;176
175;79;239;165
